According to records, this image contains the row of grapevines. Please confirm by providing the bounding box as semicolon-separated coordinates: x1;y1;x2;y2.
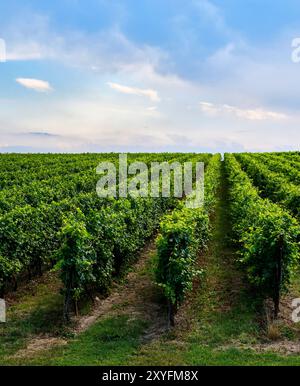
155;154;221;326
0;152;197;175
58;196;174;320
0;154;180;213
0;153;208;213
0;154;211;307
0;155;111;189
248;153;300;185
56;154;210;320
225;154;300;317
0;153;194;295
274;151;300;159
270;153;300;170
235;153;300;219
0;153;187;189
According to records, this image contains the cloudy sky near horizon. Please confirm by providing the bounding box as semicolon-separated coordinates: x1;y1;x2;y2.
0;0;300;153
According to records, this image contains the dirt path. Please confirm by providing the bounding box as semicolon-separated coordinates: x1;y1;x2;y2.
74;239;168;338
170;164;244;332
7;163;300;363
10;238;168;359
127;163;300;365
204;164;300;356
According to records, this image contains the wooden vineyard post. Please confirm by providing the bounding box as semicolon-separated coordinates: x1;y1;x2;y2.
274;234;283;319
64;286;71;322
168;300;177;328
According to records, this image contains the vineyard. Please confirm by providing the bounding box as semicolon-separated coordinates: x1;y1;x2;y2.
1;151;300;366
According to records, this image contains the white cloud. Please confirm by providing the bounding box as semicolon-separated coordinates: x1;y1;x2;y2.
192;0;234;38
222;104;287;120
199;101;287;121
1;9;299;153
6;42;44;61
4;12;167;76
193;0;224;27
107;82;160;102
16;78;53;92
199;102;218;115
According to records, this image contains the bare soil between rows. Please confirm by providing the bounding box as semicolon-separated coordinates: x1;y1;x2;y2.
9;239;169;359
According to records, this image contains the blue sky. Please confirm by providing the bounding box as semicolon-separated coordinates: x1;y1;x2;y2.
0;0;300;152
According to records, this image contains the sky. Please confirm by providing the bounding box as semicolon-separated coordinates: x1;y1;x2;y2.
0;0;300;153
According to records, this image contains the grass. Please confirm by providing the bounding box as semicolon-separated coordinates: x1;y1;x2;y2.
0;272;149;366
123;163;300;366
2;163;300;365
4;315;148;366
0;272;66;360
